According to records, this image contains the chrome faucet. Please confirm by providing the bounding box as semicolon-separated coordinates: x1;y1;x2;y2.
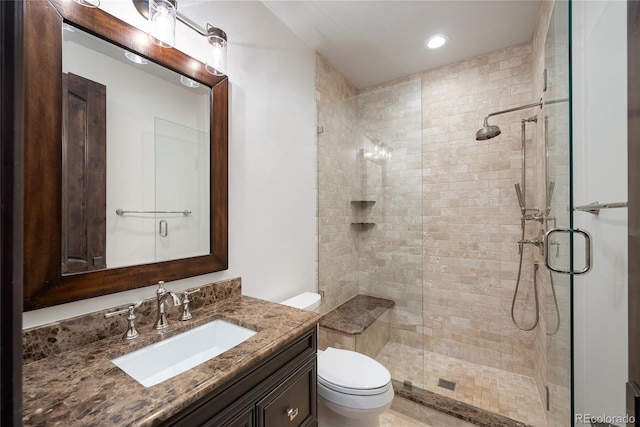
105;301;142;340
154;281;180;330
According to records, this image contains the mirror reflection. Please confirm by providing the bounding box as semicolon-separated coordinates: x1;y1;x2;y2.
62;24;211;273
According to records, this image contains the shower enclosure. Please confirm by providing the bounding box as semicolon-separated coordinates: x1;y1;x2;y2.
317;1;575;425
317;78;425;377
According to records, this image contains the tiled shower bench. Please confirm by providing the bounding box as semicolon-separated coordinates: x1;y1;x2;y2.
318;294;394;358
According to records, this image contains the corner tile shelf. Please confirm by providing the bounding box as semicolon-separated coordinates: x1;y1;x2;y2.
351;200;375;227
350;222;375;227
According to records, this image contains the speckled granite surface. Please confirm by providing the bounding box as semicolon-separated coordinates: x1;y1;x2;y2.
393;380;533;427
23;278;242;363
23;281;321;427
320;294;394;334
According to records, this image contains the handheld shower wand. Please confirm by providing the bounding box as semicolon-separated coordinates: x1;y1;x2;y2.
546;181;555;215
514;183;525;212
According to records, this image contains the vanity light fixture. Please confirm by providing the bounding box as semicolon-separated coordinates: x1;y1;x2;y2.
425;34;448;49
363;139;393;163
148;0;177;47
205;25;227;76
133;0;228;76
374;142;393;161
124;50;149;65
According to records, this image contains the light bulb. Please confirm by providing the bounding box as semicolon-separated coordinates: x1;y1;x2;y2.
149;0;176;48
205;26;227;76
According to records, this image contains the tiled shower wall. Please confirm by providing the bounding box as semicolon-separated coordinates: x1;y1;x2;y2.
420;43;540;376
318;43;540;376
316;0;566;403
316;55;359;314
316;59;423;330
356;80;424;346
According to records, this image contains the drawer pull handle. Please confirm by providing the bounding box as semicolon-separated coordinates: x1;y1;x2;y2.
286;407;299;421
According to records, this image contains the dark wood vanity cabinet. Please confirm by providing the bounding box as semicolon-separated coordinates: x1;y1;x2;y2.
161;327;317;427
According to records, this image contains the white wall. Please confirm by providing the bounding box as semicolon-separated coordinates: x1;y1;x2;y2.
572;0;628;422
23;0;317;328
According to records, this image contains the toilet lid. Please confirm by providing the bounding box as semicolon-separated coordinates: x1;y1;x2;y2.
317;348;391;391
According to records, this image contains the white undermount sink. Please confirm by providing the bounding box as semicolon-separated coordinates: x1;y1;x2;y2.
110;319;257;387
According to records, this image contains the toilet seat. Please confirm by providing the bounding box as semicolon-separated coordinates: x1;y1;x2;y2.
317;348;391;396
318;375;392;396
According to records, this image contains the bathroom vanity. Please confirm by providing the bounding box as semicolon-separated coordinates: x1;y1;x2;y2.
162;326;317;426
22;280;321;427
20;2;318;425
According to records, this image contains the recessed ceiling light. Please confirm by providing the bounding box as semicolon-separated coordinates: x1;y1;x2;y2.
425;34;448;49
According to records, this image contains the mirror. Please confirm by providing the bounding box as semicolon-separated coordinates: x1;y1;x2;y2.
23;0;228;310
62;24;211;272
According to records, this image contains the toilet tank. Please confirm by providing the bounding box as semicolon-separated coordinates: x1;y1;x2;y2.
280;292;321;312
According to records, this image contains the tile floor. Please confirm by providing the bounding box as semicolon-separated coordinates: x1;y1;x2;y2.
376;342;547;426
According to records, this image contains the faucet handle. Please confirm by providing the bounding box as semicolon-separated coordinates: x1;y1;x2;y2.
170;292;180;306
183;288;201;298
180;288;201;321
156;280;166;294
105;301;142;340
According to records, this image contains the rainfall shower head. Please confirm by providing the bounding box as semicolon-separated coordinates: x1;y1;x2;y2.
475;99;543;141
475;121;501;140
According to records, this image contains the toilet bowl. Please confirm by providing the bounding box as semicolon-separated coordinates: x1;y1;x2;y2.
280;292;394;427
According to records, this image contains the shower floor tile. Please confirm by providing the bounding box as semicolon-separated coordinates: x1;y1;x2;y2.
376;342;547;427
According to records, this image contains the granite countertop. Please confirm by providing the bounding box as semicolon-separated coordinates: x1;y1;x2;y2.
23;295;322;427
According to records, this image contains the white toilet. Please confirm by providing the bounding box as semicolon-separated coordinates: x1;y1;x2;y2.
280;292;394;427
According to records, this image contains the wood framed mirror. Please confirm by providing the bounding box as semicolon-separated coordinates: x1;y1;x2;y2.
23;0;228;310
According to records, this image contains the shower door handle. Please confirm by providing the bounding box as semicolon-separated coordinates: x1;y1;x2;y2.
544;228;593;275
159;220;168;237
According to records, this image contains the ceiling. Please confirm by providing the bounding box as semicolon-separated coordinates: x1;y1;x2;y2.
261;0;542;89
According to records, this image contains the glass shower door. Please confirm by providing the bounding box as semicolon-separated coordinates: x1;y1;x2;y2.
154;118;210;262
570;0;629;424
316;78;424;393
542;2;572;424
547;1;629;424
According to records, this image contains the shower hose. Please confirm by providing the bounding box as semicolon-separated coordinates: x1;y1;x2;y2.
511;223;561;335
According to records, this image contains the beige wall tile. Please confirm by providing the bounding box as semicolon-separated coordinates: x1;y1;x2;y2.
316;3;570;422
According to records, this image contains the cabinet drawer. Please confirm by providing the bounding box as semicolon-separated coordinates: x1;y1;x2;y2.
257;358;316;427
223;407;253;427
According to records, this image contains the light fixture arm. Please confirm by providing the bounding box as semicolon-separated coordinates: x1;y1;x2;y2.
176;11;207;36
133;0;227;75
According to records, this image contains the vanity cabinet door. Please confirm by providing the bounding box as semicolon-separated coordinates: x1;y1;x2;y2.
256;358;317;427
